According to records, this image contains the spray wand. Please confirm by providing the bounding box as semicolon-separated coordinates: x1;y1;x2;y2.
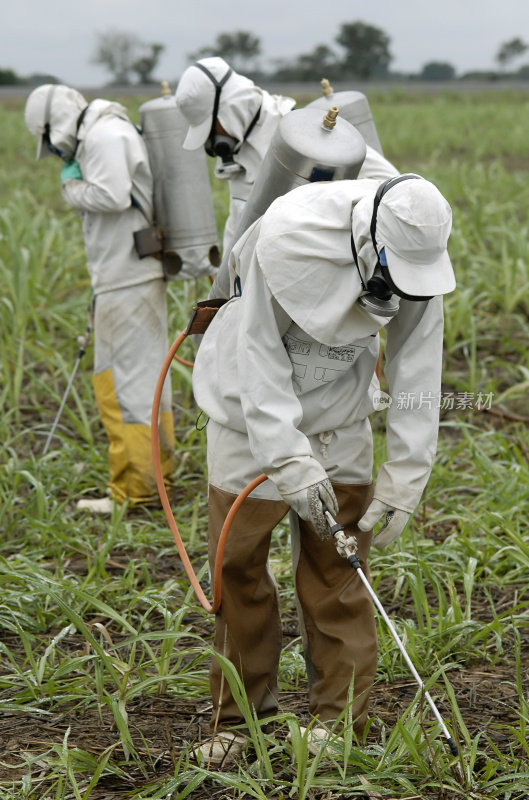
324;505;458;757
42;322;92;455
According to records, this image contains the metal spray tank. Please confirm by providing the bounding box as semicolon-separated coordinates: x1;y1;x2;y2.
211;105;367;298
305;79;384;155
139;82;220;280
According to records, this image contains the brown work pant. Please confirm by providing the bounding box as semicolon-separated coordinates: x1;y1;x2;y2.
208;482;377;737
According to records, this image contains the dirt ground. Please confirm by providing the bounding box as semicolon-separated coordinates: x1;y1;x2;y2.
1;564;527;799
0;668;525;798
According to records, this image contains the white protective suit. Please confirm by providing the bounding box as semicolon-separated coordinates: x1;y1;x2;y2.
192;176;453;735
220;88;297;249
359;144;399;181
193;178;447;514
175;58;296;252
24;85;174;504
61;98;163;294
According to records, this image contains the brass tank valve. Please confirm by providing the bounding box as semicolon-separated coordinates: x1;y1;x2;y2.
321;78;334;95
322;106;339;130
160;80;171;96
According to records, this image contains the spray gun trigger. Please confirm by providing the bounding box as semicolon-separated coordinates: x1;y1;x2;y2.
322;503;343;536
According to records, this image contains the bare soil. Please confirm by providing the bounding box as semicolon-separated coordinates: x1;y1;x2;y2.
1;554;527;799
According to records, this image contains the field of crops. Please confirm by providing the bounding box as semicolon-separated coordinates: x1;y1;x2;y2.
1;88;529;799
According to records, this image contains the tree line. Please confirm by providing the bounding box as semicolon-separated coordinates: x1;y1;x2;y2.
3;22;529;86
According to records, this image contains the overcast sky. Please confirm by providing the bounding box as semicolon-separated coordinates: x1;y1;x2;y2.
3;0;529;87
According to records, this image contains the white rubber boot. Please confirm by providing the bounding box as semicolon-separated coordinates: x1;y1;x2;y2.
191;732;248;767
76;496;115;514
299;725;344;756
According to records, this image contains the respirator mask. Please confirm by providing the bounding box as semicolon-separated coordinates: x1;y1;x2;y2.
352;175;433;317
205;133;241;176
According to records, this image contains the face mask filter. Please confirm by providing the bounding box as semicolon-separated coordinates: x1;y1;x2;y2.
205;133;239;161
351;232;400;317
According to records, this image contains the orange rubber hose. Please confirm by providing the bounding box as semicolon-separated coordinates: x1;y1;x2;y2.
174;353;194;368
375;347;382;380
151;330;267;613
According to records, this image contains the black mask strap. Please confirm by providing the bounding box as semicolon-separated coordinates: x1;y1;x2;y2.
193;62;233;147
350;228;367;291
235;102;262;151
75;104;89;134
370;174;421;260
42;85;64;158
67;103;90;163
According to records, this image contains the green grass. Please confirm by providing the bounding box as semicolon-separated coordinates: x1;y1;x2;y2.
0;90;528;799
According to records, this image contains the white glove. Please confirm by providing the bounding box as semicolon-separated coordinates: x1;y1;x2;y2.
283;478;339;540
357;498;410;548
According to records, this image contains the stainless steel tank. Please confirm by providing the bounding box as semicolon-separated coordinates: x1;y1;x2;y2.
139;83;220;280
305;79;384;155
236;105;366;235
210;105;367;298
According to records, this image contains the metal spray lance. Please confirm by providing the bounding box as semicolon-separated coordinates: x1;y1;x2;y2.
324;505;459;756
42;314;92;456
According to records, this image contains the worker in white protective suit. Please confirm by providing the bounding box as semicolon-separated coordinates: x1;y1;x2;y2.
174;57;296;253
25;84;175;514
190;174;456;765
175;58;400;301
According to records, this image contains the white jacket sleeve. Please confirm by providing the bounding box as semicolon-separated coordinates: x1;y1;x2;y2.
374;295;445;512
357;145;399;181
237;256;329;496
61;124;135;214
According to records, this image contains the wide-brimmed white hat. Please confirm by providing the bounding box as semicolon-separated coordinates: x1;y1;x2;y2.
24;83;87;160
376;176;455;296
175;57;234;150
175;57;260;151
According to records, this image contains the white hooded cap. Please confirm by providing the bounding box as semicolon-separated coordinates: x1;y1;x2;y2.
375;176;455;297
24;84;87;160
174;57;262;150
